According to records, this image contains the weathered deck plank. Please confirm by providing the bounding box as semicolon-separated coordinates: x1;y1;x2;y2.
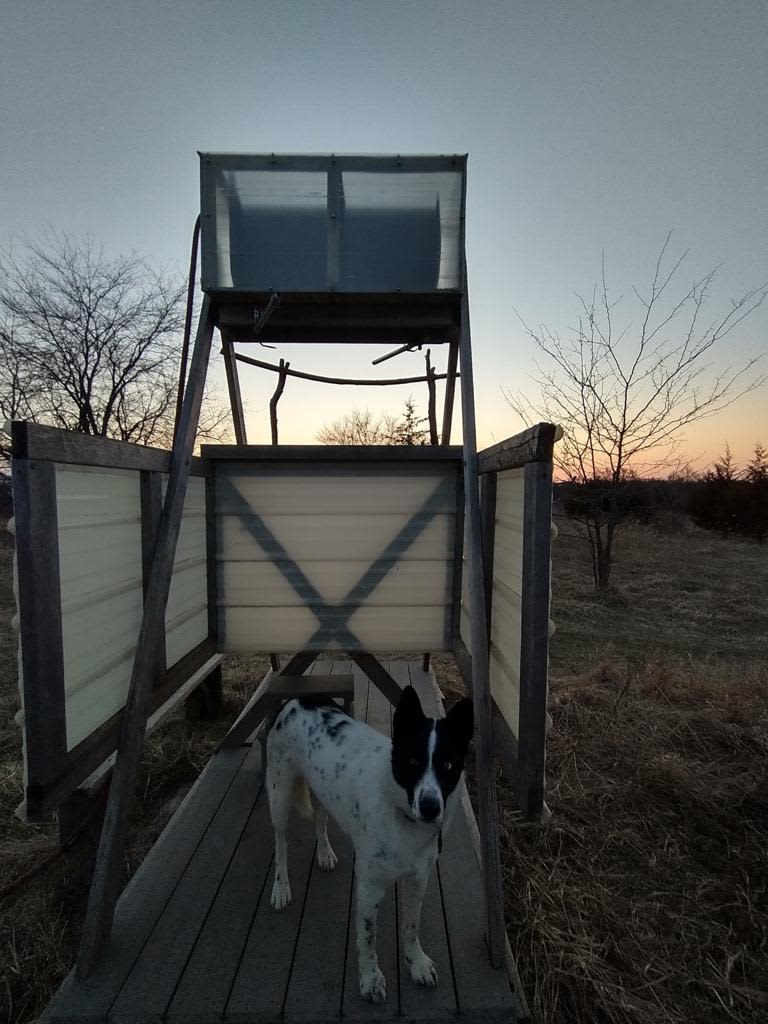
110;744;264;1020
166;779;274;1020
283;662;356;1021
45;746;249;1023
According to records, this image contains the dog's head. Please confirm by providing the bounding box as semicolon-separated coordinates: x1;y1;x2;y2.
391;685;474;825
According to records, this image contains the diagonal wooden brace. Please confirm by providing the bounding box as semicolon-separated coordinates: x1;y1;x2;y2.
76;297;216;978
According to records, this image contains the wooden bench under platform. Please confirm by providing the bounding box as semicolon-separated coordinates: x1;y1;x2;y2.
43;660;524;1024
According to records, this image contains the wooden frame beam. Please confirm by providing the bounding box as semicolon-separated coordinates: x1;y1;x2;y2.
77;296;216;977
27;638;219;821
517;460;554;820
457;284;507;969
12;459;68;801
440;336;460;445
10;422;209;476
221;334;247;445
201;443;463;462
477;423;558;475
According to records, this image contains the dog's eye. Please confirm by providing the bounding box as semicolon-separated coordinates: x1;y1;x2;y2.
442;761;453;771
409;757;420;767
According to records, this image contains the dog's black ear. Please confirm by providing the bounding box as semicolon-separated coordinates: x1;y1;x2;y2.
444;697;474;756
393;685;425;737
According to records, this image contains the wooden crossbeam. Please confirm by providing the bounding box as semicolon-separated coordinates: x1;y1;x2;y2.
76;297;216;977
221;672;355;749
346;651;403;707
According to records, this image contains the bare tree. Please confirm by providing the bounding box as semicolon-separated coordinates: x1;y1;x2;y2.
508;233;768;590
316;408;399;444
316;398;429;446
0;231;230;457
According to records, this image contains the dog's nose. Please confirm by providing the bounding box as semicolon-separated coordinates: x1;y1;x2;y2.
418;793;441;821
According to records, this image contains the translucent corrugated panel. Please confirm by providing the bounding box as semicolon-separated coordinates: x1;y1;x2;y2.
202;158;463;293
460;466;525;738
215;462;458;653
164;476;208;666
339;171;461;291
55;466;143;749
214;170;329;291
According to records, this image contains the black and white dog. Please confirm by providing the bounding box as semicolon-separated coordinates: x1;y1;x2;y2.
266;685;474;1003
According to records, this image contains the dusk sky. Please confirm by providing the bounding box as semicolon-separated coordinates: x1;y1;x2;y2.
1;0;766;469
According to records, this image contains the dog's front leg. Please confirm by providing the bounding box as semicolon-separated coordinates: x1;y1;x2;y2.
400;870;438;988
356;875;387;1003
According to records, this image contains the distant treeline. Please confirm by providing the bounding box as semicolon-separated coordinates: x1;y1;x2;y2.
555;444;768;543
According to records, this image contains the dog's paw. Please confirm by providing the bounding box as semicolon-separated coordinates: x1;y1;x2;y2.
407;950;438;988
317;842;338;871
270;877;292;910
359;965;387;1003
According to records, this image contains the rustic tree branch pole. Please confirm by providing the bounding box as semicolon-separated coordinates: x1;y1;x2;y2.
76;297;216;977
235;351;457;387
426;349;438;445
269;358;290;445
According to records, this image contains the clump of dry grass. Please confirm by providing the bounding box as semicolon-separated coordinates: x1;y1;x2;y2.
439;656;768;1024
492;658;767;1024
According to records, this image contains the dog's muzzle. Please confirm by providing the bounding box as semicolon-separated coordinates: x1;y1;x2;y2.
417;792;442;822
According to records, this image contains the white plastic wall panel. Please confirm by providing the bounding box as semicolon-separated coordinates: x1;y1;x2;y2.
490;469;525;738
164;476;208;666
216;463;456;652
56;466;144;750
459;467;525;738
55;467;210;751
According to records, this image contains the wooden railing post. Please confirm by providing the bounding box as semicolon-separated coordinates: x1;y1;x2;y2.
457;285;507;969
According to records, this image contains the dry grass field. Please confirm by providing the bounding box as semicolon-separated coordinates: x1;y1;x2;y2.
1;518;767;1023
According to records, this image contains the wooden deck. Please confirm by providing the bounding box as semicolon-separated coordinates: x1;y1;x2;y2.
44;661;523;1024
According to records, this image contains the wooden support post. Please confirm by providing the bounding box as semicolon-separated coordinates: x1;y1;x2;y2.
205;472;218;642
440;335;459;445
457;285;507;969
269;358;290;445
222;334;247;444
450;466;465;645
185;664;224;721
480;472;497;643
517;460;554;820
12;459;68;799
140;470;166;680
76;296;216;978
426;349;438;445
